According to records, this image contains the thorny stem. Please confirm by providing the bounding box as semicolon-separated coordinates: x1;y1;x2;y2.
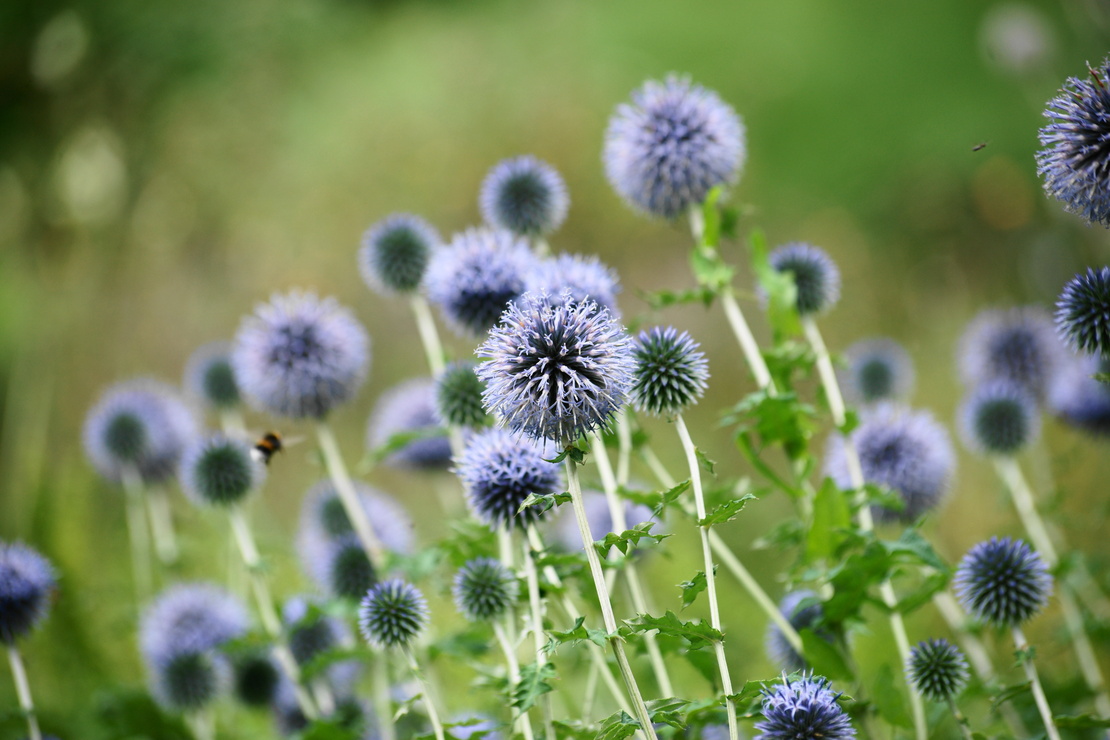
1013;626;1062;740
522;538;557;740
121;465;153;603
402;646;446;740
315;422;387;570
7;645;41;740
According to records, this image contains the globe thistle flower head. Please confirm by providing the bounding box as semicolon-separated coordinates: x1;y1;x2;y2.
233;650;281;707
1048;352;1110;435
424;227;537;337
840;338;915;405
526;254;621;316
232;291;369;419
632;326;710;416
184;341;241;410
824;405;955;523
480;155;569;237
452;557;519;622
150;647;230;712
359;213;441;296
958;307;1064;400
553;491;657;550
1056;267;1110;357
767;243;842;315
955;536;1052;627
477;292;635;445
83;378;200;484
299;531;378;601
139;583;248;659
455;428;564;530
436;362;489;429
1037;61;1110;226
906;638;969;703
284;597;350;666
366;378;451;471
604;76;745;219
958;381;1040;456
299;478;415;554
765;590;830;673
179;433;265;507
358;579;429;649
0;542;57;643
755;674;856;740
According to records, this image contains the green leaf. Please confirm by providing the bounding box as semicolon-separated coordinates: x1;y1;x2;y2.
300;647;369;682
684;649;719;687
750;229;802;338
621;611;722;650
638;287;717;310
799;629;852;681
616;480;690;519
882;528;948;572
595;522;671;556
299;720;363;740
752;518;805;550
544;616;613;654
511;661;556;712
870;664;912;728
893;571;949;614
725;390;815;461
393;692;422;721
690;246;735;294
1055;713;1110;729
695;447;717;475
990;681;1031;713
697;494;757;527
518;491;572;515
596;710;640;740
699;186;723;248
678;568;714;609
806;479;851;561
93;689;192;740
551;720;597;740
730;677;786;716
1094;372;1110;386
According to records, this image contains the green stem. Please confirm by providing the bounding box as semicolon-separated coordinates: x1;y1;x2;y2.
372;656;397;740
1013;626;1062;740
401;646;446;740
315;422;387;570
493;620;536;740
121;465;153;603
6;645;41;740
946;697;975;740
522;538;556;740
144;485;179;567
410;295;446;376
616;411;633;487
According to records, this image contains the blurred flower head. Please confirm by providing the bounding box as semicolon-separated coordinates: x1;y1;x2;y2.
840;338;914;405
184;341;241;410
955;536;1052;627
0;542;57;644
298;478;414;554
366;377;451;471
526;253;621;316
360;213;441;296
179;433;265;507
1048;352;1110;436
149;647;230;712
958;307;1063;400
139;583;248;659
767;242;841;316
1056;267;1110;357
958;380;1040;456
632;326;709;416
455;428;563;530
435;361;489;429
765;590;831;673
480;155;569;237
232;650;281;707
452;557;519;622
980;3;1055;76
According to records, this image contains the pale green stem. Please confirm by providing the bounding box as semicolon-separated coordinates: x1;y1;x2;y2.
1013;626;1062;740
315;422;386;571
946;697;975;740
582;655;600;718
565;457;658;740
410;295;446;377
401;646;445;740
493;620;536;740
616;412;633;487
144;486;179;566
218;409;248;438
522;538;556;740
186;710;215;740
7;645;41;740
372;656;397;740
532;237;551;258
121;466;153;602
227;507;319;719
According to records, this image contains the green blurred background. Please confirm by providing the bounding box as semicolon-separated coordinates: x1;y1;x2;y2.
2;0;1110;736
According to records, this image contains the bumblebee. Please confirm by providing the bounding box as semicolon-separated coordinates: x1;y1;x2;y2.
251;432;284;465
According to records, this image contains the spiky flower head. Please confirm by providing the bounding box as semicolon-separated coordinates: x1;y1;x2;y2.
139;583;248;660
359;213;441;296
552;491;657;551
358;579;429;649
840;338;915;405
958;307;1064;400
1037;60;1110;226
824;405;955;523
232;650;281;707
477;293;635;445
299;530;378;600
480;155;569;237
1056;267;1110;357
455;428;563;530
765;590;831;673
424;227;537;337
958;380;1040;456
954;536;1052;627
767;243;841;316
604;76;745;219
83;378;200;485
179;433;265;507
1048;353;1110;436
184;341;241;410
283;597;352;667
366;377;451;471
150;647;230;711
232;291;369;419
452;557;519;622
298;479;414;554
526;254;621;316
632;326;709;416
435;362;488;429
0;542;57;644
906;638;969;702
754;674;856;740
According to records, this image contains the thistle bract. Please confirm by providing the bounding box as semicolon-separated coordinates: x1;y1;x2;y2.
632;326;709;416
958;380;1040;456
477;292;635;445
954;536;1052;627
754;675;856;740
454;428;563;530
1056;267;1110;357
179;433;265;507
767;242;841;315
906;638;969;702
232;291;369;419
480;155;569;237
184;341;241;410
1048;353;1110;435
360;213;441;296
0;542;57;644
452;557;519;622
435;362;488;429
604;76;745;219
840;338;914;405
366;377;451;471
139;583;248;660
358;579;429;649
765;590;831;672
527;253;621;316
958;307;1063;399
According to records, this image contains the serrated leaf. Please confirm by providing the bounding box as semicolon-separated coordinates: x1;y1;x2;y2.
616;480;690;519
725;390;816;461
806;479;851;561
695;447;717;475
552;720;597;740
518;491;572;515
544;616;613;654
870;664;911;728
511;661;556;712
697;494;757;527
678;569;713;609
750;229;802;338
621;611;722;650
882;529;948;572
595;522;671;556
596;710;640;740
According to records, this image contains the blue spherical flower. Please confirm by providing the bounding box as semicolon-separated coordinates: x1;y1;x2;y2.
83;378;200;484
435;362;489;429
477;293;635;445
179;433;265;507
424;227;537;337
1048;352;1110;435
359;213;441;296
1056;267;1110;357
0;542;57;643
480;155;569;237
232;649;281;707
767;243;841;316
954;536;1052;627
283;597;350;666
906;638;969;702
526;253;621;317
958;307;1064;400
755;675;856;740
184;341;241;410
358;579;429;649
632;326;709;416
824;405;955;523
366;378;451;471
604;76;745;219
840;338;915;405
232;291;370;419
298;478;415;554
765;590;832;672
1037;61;1110;226
452;557;519;622
455;428;564;530
958;381;1040;456
140;583;248;660
553;491;657;551
150;646;231;711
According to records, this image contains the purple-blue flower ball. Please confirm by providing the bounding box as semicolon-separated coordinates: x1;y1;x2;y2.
632;326;710;416
359;213;441;296
452;557;519;622
765;590;831;673
139;583;249;660
954;536;1052;627
184;341;241;410
526;253;621;317
958;380;1040;456
604;76;745;219
767;243;841;316
958;307;1064;400
840;338;915;405
480;155;569;237
0;542;57;643
1048;353;1110;435
477;293;635;445
151;647;231;711
233;649;281;707
455;428;563;531
358;579;429;649
1055;267;1110;357
906;638;969;702
366;377;451;471
298;478;415;553
424;227;537;337
435;361;489;429
754;675;856;740
232;291;370;419
179;433;265;507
